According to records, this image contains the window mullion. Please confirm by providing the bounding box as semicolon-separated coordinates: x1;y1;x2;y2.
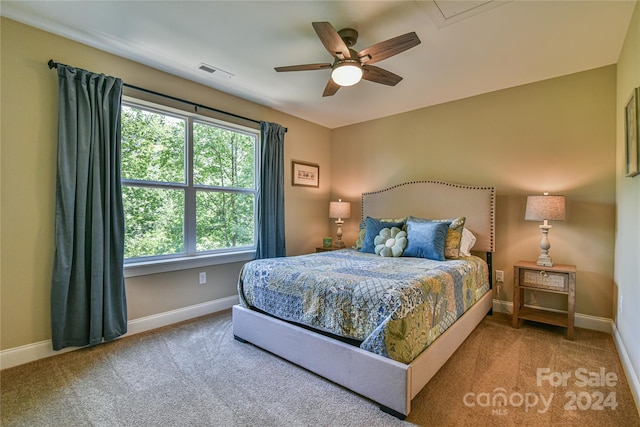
185;117;197;254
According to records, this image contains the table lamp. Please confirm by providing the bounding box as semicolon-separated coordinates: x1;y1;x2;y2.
329;199;351;248
525;192;566;267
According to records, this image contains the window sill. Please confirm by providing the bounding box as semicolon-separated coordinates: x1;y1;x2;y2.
124;250;256;278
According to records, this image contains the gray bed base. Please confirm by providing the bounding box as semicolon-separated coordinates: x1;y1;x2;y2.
233;291;492;419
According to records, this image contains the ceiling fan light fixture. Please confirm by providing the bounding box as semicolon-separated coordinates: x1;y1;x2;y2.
275;21;421;97
331;61;363;86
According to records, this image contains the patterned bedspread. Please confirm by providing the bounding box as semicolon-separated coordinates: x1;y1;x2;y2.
238;249;490;364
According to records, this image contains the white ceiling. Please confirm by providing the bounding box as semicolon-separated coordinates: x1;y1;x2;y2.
2;1;636;129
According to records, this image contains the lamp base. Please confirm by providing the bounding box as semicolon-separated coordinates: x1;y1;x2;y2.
536;254;554;267
334;221;345;249
536;224;554;267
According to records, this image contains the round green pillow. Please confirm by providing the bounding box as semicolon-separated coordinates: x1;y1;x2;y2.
374;227;407;257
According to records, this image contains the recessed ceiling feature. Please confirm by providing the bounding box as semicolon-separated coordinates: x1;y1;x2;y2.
421;0;512;28
436;0;495;19
0;1;635;129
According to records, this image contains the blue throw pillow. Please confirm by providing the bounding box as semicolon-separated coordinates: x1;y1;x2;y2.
361;217;405;253
403;220;450;261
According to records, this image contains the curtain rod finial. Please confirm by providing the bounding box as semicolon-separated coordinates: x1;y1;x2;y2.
48;59;57;69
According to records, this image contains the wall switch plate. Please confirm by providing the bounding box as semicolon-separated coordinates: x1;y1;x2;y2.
495;270;504;282
199;272;206;285
619;295;623;313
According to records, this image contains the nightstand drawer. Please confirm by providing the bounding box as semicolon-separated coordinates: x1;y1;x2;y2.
521;269;568;292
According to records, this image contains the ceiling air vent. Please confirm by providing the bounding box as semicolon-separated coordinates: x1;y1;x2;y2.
196;62;233;80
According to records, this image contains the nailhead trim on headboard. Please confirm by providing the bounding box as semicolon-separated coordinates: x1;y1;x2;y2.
361;180;495;253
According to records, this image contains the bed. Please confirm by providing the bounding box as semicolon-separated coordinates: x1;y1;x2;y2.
232;181;495;419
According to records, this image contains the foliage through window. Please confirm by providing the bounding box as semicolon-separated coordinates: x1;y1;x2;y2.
121;100;258;261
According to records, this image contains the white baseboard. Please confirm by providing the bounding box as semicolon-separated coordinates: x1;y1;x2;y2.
0;295;238;370
612;323;640;417
126;295;238;335
492;299;612;333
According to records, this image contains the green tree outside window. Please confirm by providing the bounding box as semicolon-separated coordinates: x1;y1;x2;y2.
121;103;257;260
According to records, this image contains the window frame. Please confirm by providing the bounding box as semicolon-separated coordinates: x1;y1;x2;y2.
121;97;259;277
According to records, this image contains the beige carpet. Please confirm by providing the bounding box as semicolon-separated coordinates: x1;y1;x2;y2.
1;310;638;427
409;312;639;427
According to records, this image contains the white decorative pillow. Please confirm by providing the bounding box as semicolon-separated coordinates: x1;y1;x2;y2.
460;228;477;257
374;227;407;257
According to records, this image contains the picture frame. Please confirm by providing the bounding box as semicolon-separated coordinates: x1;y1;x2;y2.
625;87;639;177
292;160;319;187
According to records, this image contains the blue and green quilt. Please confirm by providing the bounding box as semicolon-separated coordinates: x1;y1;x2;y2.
238;249;489;364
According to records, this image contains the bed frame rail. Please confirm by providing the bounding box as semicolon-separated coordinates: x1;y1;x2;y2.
233;305;411;417
232;290;493;419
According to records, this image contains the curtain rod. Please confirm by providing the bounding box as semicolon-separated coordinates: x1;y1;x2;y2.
48;60;286;132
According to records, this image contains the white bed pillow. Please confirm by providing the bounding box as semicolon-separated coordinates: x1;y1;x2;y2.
460;228;477;257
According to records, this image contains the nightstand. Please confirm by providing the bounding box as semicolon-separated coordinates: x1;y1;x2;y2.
315;247;341;253
512;260;576;339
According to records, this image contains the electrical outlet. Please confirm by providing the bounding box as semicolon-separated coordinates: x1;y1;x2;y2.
495;270;504;282
199;272;206;285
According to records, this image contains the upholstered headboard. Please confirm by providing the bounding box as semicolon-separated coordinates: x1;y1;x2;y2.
361;181;495;253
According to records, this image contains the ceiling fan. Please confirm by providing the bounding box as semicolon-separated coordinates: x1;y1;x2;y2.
275;22;421;97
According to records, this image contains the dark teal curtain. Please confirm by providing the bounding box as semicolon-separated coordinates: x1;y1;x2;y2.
256;122;286;259
50;64;127;351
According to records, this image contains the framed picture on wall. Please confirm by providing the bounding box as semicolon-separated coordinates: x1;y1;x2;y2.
625;87;639;177
292;160;319;187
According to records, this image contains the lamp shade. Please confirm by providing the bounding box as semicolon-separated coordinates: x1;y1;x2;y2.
525;195;566;221
329;199;351;219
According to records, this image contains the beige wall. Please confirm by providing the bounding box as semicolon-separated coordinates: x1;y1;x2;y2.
331;66;617;320
615;1;640;401
0;18;331;350
1;11;635;374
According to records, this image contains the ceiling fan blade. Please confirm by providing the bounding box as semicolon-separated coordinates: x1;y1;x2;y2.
358;32;421;65
274;63;332;72
322;78;341;97
312;22;351;59
362;65;403;86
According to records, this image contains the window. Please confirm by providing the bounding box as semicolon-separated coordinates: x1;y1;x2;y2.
120;99;259;272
